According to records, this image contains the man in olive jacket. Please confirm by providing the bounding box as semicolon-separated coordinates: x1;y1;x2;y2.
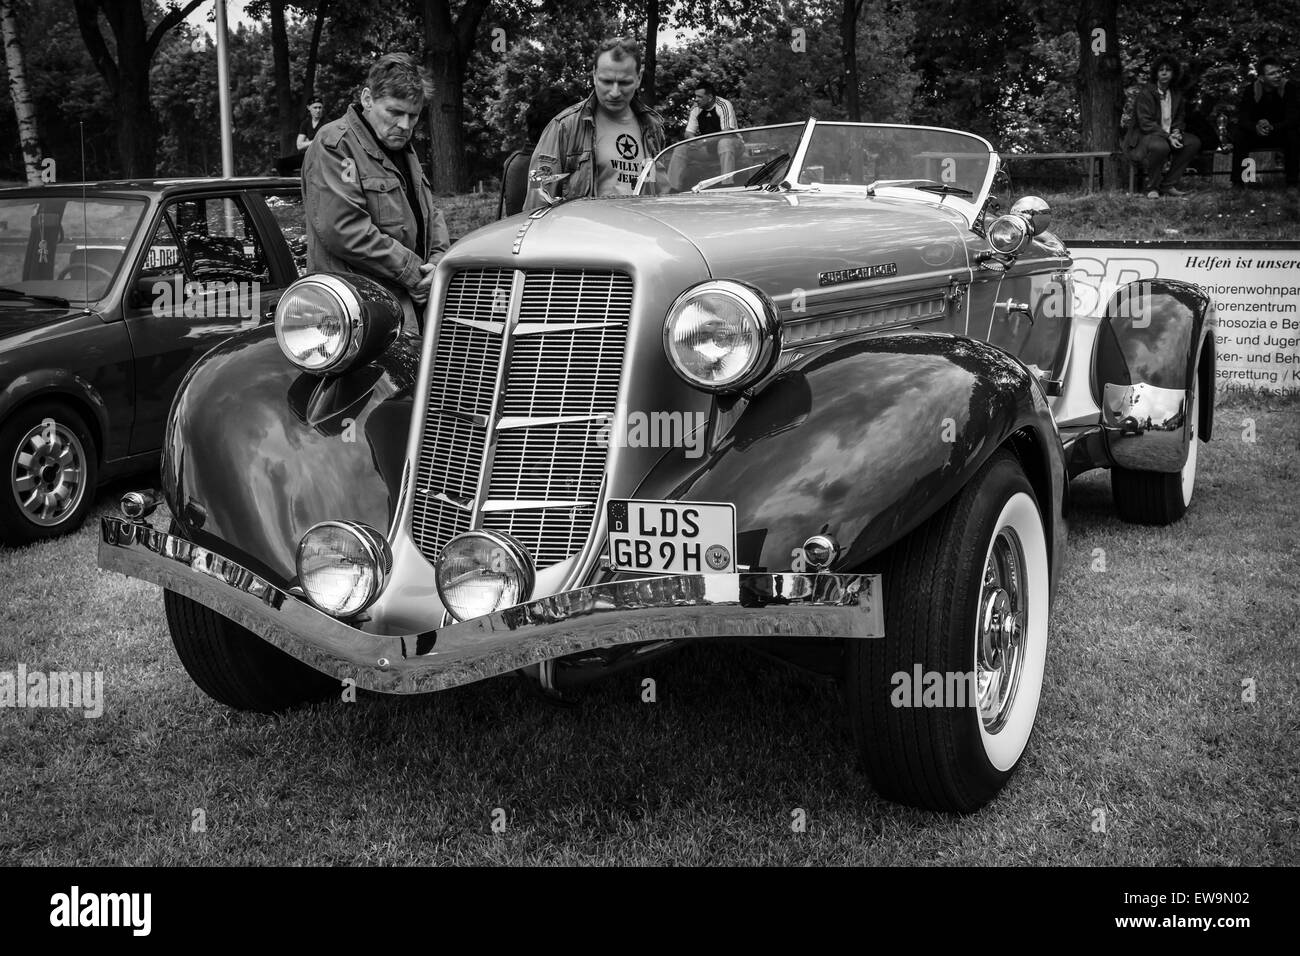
525;38;667;212
1123;55;1201;198
303;53;449;315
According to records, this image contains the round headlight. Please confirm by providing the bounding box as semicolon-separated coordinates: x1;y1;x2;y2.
435;531;535;622
663;280;779;392
275;276;361;372
296;520;391;617
988;215;1030;255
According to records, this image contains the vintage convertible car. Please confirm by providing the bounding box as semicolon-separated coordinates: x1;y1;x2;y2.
99;120;1214;812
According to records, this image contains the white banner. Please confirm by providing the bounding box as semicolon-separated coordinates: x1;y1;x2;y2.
1068;243;1300;395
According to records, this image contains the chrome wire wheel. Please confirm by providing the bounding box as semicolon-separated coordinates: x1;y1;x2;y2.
976;526;1027;734
11;419;88;527
973;489;1049;773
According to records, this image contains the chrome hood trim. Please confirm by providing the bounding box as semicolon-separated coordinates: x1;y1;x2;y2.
101;518;884;694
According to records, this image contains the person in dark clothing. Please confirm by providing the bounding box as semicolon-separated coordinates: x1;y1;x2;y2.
1122;54;1201;197
1228;56;1299;187
297;100;325;152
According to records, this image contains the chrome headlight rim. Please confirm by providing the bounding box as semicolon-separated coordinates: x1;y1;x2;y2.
662;279;781;394
434;529;537;623
987;214;1031;256
274;274;364;375
295;519;392;618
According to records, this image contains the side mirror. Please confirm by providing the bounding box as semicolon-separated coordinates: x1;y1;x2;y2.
131;274;172;310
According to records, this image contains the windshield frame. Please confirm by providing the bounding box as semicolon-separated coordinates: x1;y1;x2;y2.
637;118;998;221
0;190;152;307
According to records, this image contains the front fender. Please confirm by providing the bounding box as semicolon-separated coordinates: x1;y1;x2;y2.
162;326;418;587
1092;278;1213;473
633;333;1067;578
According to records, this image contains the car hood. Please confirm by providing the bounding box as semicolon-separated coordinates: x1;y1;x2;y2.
475;192;973;298
0;303;79;341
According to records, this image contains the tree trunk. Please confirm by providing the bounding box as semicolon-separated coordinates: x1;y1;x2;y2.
0;0;42;183
270;0;296;157
113;1;154;177
642;0;659;105
72;0;203;178
301;0;329;110
421;0;489;194
423;0;465;193
841;0;862;121
1077;0;1124;189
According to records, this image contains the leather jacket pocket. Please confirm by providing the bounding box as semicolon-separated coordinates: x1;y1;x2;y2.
361;176;405;226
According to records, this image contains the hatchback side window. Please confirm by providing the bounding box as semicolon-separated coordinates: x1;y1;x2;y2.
169;195;270;283
259;190;306;276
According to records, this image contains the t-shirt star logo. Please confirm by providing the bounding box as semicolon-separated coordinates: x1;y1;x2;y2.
616;134;640;159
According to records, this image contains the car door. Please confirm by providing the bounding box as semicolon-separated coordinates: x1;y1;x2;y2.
122;190;294;455
966;249;1073;395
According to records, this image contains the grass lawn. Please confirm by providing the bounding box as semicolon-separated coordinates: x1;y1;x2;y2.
1;185;1296;865
1;396;1296;865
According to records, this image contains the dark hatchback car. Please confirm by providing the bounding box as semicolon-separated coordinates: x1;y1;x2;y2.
0;178;305;545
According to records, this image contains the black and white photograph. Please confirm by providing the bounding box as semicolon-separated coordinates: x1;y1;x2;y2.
0;0;1294;910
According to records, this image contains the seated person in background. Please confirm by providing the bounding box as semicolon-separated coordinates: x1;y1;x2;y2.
1123;54;1201;198
1227;55;1299;188
685;81;741;175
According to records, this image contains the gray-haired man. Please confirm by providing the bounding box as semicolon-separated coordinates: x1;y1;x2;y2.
303;53;449;314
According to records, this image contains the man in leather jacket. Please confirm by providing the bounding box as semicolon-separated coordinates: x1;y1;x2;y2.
525;38;667;212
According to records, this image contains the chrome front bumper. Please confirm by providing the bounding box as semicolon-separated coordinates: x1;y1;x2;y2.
100;518;884;694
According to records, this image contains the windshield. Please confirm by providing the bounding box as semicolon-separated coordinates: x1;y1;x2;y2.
0;195;148;303
638;122;806;194
638;120;996;209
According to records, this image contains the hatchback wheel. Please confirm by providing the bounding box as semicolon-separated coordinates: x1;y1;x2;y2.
0;403;98;546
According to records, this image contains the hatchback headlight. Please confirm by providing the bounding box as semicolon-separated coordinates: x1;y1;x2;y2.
275;274;402;375
663;280;780;393
296;520;392;617
435;531;535;622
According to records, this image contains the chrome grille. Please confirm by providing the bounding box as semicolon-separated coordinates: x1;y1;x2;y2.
443;267;513;322
502;327;626;417
518;270;634;324
411;268;631;571
482;508;597;568
488;420;609;500
428;322;499;419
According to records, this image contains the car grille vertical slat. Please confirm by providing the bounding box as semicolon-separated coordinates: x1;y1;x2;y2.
411;269;631;571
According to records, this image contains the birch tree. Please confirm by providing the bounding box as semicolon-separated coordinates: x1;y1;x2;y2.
0;0;42;183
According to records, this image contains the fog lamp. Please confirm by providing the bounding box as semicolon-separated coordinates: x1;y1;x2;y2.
296;520;391;617
435;531;535;622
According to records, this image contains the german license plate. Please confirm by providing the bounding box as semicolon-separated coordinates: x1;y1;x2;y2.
607;499;737;574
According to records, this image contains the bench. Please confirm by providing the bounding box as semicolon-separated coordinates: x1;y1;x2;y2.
998;152;1112;192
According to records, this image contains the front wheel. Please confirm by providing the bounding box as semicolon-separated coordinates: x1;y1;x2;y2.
164;589;338;712
845;450;1050;813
